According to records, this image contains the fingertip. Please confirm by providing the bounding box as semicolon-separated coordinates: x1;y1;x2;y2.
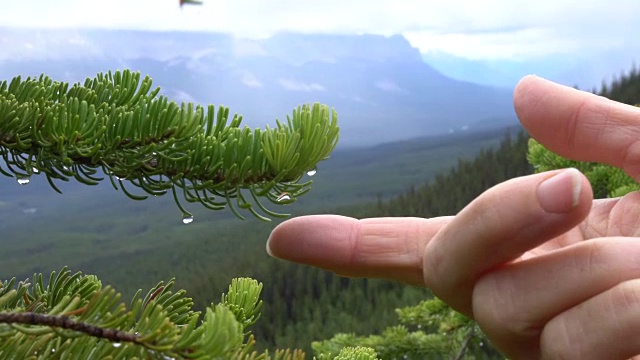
265;214;357;262
537;168;592;214
514;75;544;98
513;75;553;124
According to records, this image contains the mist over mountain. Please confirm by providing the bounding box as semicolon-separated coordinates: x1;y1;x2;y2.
422;49;637;90
0;28;517;147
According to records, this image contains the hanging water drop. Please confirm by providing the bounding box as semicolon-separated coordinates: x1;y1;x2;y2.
306;167;317;176
182;215;194;224
149;152;158;167
276;192;291;202
17;177;30;185
112;342;122;348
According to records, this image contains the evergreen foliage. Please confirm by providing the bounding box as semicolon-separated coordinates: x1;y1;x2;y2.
249;260;428;353
598;64;640;105
0;70;339;222
0;267;306;359
527;139;640;197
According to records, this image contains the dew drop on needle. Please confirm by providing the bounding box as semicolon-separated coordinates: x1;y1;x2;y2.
276;192;291;202
182;215;194;224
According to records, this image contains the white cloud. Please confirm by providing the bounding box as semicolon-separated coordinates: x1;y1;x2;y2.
241;71;263;88
374;80;407;93
279;79;325;92
352;96;376;106
2;0;640;60
167;89;198;104
404;26;626;61
232;38;267;58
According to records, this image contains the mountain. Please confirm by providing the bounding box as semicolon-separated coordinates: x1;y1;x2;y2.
0;28;517;147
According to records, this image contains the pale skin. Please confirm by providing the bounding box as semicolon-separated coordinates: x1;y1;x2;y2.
266;75;640;359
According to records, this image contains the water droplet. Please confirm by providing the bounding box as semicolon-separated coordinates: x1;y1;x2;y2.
182;215;194;224
148;152;158;167
276;192;291;202
306;167;317;176
112;342;122;348
17;177;30;185
32;167;39;174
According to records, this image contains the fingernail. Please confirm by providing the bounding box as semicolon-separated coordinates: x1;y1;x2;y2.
265;236;274;257
537;168;582;213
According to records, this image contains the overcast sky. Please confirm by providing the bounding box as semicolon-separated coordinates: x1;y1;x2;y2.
1;0;638;60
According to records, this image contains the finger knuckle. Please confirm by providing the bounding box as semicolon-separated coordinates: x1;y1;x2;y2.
540;317;578;360
610;280;640;313
473;273;541;339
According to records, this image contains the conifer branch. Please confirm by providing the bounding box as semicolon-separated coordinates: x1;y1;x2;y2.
452;327;475;360
528;137;640;198
0;312;139;343
0;268;307;359
0;69;339;222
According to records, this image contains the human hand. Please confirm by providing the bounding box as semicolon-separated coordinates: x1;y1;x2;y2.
266;75;640;359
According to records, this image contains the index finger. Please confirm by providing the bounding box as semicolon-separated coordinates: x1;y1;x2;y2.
515;75;640;180
266;215;453;286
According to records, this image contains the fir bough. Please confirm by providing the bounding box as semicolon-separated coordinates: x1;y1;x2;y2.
0;69;339;222
527;138;640;198
311;297;483;360
0;268;305;359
